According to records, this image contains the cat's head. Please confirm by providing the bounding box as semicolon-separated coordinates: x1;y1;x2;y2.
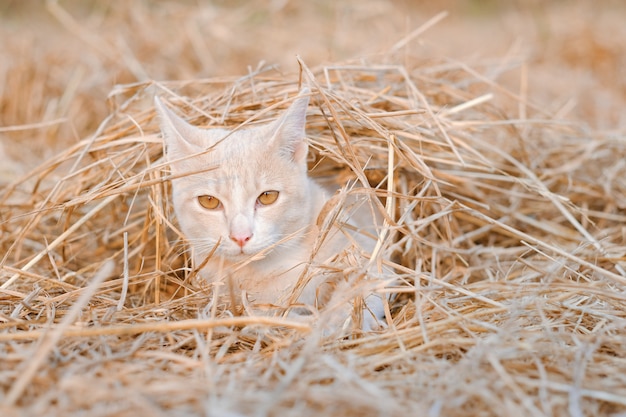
155;90;314;263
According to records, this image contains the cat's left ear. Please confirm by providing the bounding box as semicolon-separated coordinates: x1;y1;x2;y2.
269;89;310;165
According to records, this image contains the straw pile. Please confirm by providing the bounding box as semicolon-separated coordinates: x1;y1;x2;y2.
2;3;626;417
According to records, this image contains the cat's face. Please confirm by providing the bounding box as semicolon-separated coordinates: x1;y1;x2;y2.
155;92;313;263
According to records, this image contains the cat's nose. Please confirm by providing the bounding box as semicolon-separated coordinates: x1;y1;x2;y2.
230;233;252;248
230;214;253;248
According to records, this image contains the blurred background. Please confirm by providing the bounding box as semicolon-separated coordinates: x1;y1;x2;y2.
0;0;624;174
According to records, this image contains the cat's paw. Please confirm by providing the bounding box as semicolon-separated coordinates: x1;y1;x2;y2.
360;292;387;331
361;309;387;332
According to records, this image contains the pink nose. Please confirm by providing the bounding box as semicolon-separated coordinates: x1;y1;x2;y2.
230;233;252;248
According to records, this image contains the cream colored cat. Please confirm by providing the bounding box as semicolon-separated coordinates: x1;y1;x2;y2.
155;90;386;331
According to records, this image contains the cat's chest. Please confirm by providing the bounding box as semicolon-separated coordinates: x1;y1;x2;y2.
203;242;312;303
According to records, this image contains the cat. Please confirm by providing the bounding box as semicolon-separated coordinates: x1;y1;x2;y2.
155;89;387;331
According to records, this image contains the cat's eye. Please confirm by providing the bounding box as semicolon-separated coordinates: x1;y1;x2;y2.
198;195;222;210
257;190;279;206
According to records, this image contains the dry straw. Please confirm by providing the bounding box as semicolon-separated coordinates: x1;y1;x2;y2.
2;52;626;415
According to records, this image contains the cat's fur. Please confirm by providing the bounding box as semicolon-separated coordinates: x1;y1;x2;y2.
155;91;386;330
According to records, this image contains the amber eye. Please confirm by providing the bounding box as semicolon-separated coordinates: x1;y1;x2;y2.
257;190;279;206
198;195;221;210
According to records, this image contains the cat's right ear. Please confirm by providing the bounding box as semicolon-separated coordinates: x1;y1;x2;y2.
268;89;310;166
154;96;203;162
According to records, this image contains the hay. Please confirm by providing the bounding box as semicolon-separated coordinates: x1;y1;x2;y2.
2;2;626;416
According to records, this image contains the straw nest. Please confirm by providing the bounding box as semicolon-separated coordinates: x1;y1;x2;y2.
2;53;626;416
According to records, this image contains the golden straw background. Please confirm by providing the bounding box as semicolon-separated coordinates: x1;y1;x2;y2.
1;1;626;416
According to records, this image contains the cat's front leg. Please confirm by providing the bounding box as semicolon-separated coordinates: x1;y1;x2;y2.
308;277;388;334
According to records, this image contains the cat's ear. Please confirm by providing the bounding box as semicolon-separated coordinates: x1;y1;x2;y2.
154;96;204;162
269;89;310;165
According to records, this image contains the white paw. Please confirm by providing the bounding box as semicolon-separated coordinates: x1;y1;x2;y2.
361;292;387;331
